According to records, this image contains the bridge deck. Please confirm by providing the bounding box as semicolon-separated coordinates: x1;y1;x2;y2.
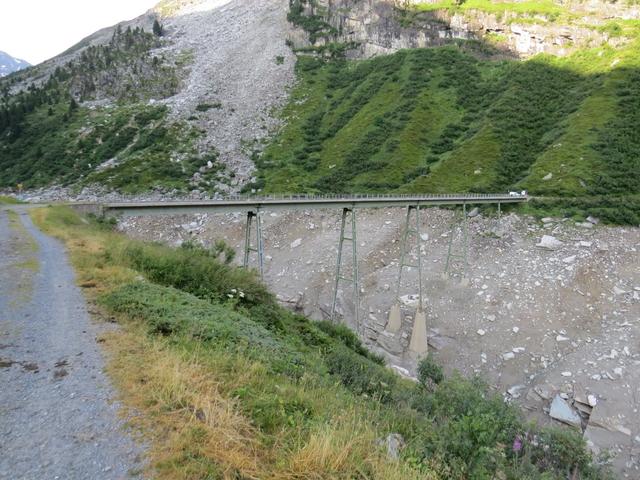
103;194;527;216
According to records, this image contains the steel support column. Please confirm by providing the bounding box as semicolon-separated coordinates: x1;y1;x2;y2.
331;207;359;334
388;205;424;333
444;204;469;282
243;209;264;278
395;206;424;308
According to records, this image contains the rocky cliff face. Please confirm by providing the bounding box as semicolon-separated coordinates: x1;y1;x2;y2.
296;0;640;58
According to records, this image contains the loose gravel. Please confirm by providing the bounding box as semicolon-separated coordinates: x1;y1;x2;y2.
0;207;144;480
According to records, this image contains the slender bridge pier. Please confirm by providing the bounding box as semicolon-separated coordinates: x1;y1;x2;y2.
103;193;528;359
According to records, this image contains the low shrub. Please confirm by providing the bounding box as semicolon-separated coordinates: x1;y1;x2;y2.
417;355;445;387
120;241;273;307
325;346;397;402
316;320;385;365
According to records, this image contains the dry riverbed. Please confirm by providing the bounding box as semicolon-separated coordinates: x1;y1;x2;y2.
119;207;640;476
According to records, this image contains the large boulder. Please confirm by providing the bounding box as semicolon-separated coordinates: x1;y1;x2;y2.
536;235;563;250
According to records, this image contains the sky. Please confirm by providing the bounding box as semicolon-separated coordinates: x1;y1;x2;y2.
1;0;160;65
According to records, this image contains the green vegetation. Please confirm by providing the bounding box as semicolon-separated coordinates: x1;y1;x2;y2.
0;195;23;205
0;26;230;194
288;0;337;44
0;25;209;193
153;19;165;37
414;0;566;16
195;102;222;112
0;101;221;193
253;10;640;224
33;205;614;479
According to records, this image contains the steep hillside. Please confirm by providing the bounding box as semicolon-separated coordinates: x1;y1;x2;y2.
0;26;196;193
0;51;29;77
0;0;295;195
249;0;640;223
30;205;615;480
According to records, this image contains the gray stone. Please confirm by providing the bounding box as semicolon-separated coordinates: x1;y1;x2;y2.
377;433;405;460
549;395;582;428
537;235;563;250
576;222;594;229
507;384;526;398
377;331;404;355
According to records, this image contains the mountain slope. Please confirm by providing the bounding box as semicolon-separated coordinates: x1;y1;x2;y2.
248;1;640;223
0;0;295;195
0;26;195;193
0;51;29;77
0;0;639;224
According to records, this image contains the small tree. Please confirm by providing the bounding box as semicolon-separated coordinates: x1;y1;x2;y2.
153;19;164;37
67;98;78;115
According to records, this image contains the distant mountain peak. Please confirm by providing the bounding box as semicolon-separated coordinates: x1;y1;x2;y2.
0;51;31;77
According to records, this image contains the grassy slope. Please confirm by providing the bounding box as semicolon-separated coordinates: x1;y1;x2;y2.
31;206;612;480
415;0;567;17
0;100;226;194
255;15;640;224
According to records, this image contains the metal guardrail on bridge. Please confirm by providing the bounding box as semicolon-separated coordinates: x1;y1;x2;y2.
103;193;528;216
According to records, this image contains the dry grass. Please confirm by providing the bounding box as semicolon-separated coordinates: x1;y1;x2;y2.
104;327;267;479
282;417;437;480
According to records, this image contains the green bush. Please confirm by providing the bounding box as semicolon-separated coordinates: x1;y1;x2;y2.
325;346;397;402
195;102;222;112
417;355;444;387
120;241;273;308
316;321;385;365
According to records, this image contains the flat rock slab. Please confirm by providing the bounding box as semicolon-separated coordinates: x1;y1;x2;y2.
549;395;582;428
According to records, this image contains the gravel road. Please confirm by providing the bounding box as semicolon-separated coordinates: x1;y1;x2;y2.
0;207;143;479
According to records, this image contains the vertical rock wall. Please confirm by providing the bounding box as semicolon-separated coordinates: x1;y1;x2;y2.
293;0;638;58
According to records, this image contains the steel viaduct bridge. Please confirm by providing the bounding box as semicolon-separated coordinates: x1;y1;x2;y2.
101;193;528;358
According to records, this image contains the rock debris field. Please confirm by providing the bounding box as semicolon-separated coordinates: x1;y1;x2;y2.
161;0;297;190
120;207;640;476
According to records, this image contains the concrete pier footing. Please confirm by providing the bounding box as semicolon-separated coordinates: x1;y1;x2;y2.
386;303;402;333
409;308;428;358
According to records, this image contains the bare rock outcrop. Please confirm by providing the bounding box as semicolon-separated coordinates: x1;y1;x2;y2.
295;0;639;58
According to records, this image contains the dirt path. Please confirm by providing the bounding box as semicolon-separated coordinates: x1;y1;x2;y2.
0;207;143;479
